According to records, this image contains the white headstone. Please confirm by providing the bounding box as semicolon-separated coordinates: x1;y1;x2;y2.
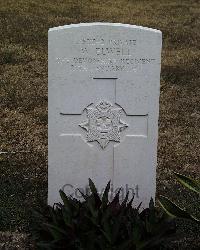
48;23;162;209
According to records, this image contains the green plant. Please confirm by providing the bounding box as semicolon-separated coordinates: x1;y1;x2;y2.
31;179;175;250
159;172;200;224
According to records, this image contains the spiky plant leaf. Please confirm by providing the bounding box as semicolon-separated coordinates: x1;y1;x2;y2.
89;178;102;208
61;207;72;227
159;195;200;223
77;188;88;200
110;188;121;206
121;191;129;208
32;179;176;249
59;189;68;204
44;223;67;240
101;180;111;210
149;198;155;210
174;172;200;194
127;196;134;209
89;178;98;195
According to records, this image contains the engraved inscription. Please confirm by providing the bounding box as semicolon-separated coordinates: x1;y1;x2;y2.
77;37;136;46
55;36;156;72
79;101;128;149
96;47;130;56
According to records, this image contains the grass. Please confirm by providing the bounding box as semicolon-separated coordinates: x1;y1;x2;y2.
0;0;200;247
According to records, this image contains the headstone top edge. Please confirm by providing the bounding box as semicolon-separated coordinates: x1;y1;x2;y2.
48;22;162;34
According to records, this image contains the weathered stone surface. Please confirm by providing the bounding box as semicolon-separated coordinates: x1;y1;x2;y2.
48;23;162;208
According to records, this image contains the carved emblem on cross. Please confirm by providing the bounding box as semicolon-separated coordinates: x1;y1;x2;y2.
79;101;128;149
59;78;148;151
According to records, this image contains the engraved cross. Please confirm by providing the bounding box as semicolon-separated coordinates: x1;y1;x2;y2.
60;78;148;149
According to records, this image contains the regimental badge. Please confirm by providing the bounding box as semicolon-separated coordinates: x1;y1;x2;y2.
79;101;128;149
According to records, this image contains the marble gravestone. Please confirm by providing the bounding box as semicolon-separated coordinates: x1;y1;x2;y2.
48;23;162;209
